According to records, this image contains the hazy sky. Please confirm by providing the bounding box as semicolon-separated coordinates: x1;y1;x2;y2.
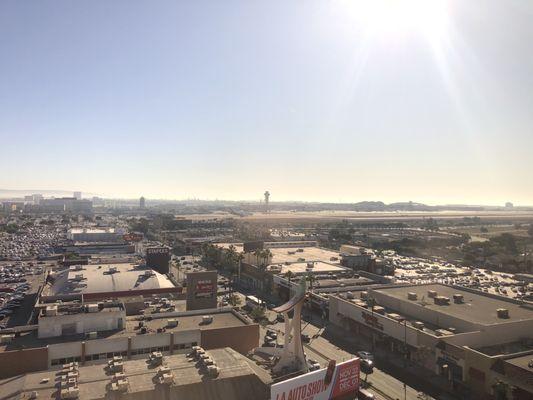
1;0;532;205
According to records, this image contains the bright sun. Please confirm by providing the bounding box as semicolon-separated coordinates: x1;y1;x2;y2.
339;0;450;41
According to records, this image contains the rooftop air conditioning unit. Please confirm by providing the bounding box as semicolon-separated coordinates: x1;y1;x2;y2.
46;305;58;316
0;334;15;344
86;331;97;339
428;290;437;298
373;306;385;315
87;304;99;313
144;270;154;277
108;266;117;274
407;292;418;301
453;294;464;304
207;365;220;377
497;308;510;319
434;296;450;306
412;321;425;330
167;319;178;328
346;292;354;299
74;274;83;281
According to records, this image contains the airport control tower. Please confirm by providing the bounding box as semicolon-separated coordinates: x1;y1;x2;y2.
264;191;270;213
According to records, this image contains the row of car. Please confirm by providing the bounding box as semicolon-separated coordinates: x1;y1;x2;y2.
0;282;30;323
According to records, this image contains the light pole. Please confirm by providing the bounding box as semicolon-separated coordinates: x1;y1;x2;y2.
400;318;407;400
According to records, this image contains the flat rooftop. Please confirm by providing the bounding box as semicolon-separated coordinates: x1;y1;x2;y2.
268;261;346;276
268;246;341;264
124;312;248;335
0;310;250;353
373;284;533;325
217;243;341;265
0;347;270;400
69;228;120;234
46;263;175;295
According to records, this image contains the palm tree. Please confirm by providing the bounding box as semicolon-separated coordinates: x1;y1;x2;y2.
286;271;295;297
306;275;316;291
253;249;262;266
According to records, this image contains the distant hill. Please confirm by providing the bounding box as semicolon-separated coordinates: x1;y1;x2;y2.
0;189;98;199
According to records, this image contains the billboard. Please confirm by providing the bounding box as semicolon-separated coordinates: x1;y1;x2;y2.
186;271;218;310
195;280;216;298
271;358;360;400
123;233;143;242
146;246;170;274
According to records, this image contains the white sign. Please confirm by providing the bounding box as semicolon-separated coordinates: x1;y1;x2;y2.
271;358;360;400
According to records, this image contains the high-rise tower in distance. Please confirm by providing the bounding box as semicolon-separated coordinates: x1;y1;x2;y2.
139;196;146;209
264;191;270;213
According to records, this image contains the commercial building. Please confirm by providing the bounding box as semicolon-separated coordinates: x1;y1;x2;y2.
329;283;533;399
43;263;179;301
67;228;126;243
39;198;93;213
0;307;260;379
0;347;270;400
145;246;171;274
38;301;126;339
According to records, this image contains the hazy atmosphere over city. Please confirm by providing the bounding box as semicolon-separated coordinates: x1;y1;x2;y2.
1;1;533;204
2;3;533;400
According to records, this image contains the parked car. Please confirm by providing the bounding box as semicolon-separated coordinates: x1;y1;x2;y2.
356;351;374;361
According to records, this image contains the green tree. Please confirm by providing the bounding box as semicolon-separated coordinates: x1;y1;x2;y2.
227;293;242;307
306;274;316;291
250;306;266;321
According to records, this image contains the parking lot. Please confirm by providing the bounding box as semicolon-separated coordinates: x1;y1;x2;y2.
0;263;46;328
387;252;533;301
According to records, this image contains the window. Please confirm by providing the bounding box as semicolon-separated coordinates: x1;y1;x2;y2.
163;346;170;351
192;342;197;347
51;359;60;366
107;352;113;358
131;350;138;356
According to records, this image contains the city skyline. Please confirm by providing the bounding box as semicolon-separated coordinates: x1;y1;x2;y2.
1;0;533;205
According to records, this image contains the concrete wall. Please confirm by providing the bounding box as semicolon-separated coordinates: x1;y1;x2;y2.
201;324;259;355
331;297;421;347
38;310;125;338
0;347;48;379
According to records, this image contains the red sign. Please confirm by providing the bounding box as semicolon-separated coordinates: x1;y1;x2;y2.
362;311;384;330
271;358;360;400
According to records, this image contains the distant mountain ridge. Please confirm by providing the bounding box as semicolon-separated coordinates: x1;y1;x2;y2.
0;189;97;199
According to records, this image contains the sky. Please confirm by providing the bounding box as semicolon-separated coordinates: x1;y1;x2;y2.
1;0;532;205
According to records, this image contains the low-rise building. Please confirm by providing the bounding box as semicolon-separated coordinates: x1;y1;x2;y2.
329;283;533;399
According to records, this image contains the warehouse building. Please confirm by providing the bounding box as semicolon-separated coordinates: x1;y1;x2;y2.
42;262;180;301
0;306;259;379
0;347;270;400
329;283;533;399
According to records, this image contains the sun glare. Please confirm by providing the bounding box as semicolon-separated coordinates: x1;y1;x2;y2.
339;0;449;41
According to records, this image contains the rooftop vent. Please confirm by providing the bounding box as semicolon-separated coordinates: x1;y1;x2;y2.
202;315;213;324
346;292;354;300
434;296;450;306
108;266;117;274
167;319;178;328
407;292;418;301
453;294;464;304
412;321;425;330
428;290;438;298
45;305;58;316
497;308;510;319
87;304;99;313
